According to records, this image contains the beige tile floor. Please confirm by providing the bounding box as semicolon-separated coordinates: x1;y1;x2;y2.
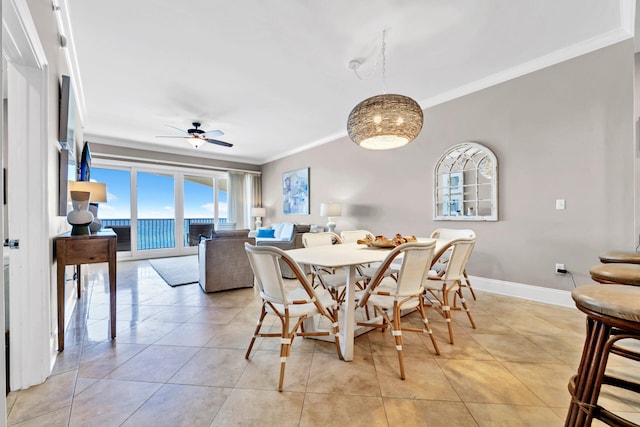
6;259;640;426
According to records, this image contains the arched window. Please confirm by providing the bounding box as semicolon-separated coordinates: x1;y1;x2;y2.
434;142;498;221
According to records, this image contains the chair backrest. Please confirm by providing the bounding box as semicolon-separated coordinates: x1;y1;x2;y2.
302;232;342;248
431;228;475;241
431;228;475;262
188;223;214;246
360;241;436;305
244;242;322;310
340;230;375;243
244;242;288;304
439;237;476;284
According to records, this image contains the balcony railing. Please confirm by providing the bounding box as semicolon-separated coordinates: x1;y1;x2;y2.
101;218;228;250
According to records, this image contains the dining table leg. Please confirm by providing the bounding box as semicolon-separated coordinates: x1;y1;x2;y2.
340;264;357;361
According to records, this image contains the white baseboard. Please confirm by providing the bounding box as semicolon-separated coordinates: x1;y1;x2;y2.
469;276;575;308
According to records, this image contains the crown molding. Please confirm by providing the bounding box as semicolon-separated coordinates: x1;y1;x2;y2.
420;28;632;110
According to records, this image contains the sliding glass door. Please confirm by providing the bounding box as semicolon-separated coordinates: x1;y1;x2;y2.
137;171;175;250
90;163;232;257
217;177;229;225
184;175;214;246
90;167;131;251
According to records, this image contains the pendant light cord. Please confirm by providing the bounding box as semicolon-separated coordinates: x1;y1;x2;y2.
381;29;387;94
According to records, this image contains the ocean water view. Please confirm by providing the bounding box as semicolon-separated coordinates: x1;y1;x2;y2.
101;218;227;250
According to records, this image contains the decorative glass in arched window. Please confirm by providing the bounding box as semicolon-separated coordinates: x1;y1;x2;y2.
434;142;498;221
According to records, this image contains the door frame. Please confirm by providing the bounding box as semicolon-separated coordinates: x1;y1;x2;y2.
3;0;51;394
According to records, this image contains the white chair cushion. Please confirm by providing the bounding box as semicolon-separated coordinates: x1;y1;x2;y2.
355;278;421;311
264;286;338;318
424;277;459;292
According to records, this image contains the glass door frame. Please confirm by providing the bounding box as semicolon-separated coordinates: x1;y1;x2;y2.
92;159;228;259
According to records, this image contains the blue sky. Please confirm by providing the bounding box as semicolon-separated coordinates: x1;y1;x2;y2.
91;168;227;219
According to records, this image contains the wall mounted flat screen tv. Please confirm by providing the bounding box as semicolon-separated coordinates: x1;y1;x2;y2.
58;75;76;155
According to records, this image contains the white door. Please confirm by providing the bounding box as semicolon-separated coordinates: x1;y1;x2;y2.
3;0;51;398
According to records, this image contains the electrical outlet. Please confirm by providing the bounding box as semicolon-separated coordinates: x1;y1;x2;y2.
555;263;566;274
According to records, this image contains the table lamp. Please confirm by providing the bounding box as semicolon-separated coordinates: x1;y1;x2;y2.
66;189;93;235
320;202;341;233
252;207;266;230
68;181;107;233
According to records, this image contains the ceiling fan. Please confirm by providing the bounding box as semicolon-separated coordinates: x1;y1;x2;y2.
157;122;233;149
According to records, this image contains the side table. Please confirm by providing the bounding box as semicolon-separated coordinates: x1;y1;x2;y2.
55;230;117;351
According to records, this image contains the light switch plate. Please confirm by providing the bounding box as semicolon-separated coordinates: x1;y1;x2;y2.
556;199;565;210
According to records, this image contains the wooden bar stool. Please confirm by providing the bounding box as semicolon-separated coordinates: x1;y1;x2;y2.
599;251;640;264
589;263;640;286
565;284;640;427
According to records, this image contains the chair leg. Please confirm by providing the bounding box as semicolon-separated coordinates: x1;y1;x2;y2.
453;270;476;309
463;270;476;300
377;306;389;333
457;288;476;329
441;288;455;345
327;311;344;361
337;287;346;305
391;303;406;380
278;314;292;392
363;303;371;321
246;305;267;359
417;298;440;355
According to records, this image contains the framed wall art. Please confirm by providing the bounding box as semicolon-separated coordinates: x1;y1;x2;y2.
282;167;309;215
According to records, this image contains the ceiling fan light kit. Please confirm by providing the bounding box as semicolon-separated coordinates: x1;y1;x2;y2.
187;138;206;149
347;29;424;150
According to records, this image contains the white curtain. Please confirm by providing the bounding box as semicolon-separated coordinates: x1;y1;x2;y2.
228;172;246;229
250;173;262;209
228;172;262;230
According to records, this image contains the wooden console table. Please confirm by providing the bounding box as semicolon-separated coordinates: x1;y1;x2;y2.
55;230;117;351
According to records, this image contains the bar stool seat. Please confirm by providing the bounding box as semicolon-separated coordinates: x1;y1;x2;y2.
565;284;640;427
599;251;640;264
589;263;640;286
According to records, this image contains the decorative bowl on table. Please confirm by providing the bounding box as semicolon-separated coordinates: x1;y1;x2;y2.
357;234;417;248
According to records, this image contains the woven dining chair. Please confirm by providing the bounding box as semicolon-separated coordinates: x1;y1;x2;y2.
244;243;343;391
340;229;399;283
424;236;477;344
430;228;477;302
301;232;365;304
356;241;440;380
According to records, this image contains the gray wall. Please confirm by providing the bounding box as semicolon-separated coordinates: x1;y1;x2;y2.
261;40;635;291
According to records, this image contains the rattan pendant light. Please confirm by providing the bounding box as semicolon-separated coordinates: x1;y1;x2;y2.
347;30;424;150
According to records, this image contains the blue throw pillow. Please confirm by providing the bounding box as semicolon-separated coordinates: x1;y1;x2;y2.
257;229;275;238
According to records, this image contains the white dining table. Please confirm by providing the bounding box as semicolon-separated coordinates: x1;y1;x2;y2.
286;238;443;361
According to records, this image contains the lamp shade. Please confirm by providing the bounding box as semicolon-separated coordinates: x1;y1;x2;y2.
252;207;266;217
347;94;424;150
320;202;341;217
68;181;107;203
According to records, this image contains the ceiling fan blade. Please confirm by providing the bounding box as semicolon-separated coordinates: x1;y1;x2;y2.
205;138;233;148
166;125;189;135
156;135;190;138
203;129;224;137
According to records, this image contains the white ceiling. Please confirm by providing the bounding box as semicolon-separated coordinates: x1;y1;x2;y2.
63;0;633;165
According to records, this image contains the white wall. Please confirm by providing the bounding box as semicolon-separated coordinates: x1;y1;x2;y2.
261;40;635;292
